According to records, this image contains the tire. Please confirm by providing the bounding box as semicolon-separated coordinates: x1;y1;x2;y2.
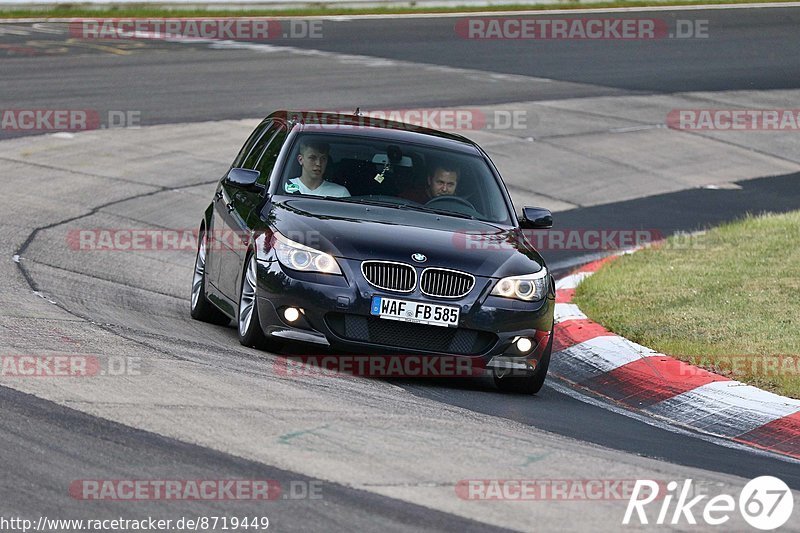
190;228;230;325
493;333;553;395
237;253;283;351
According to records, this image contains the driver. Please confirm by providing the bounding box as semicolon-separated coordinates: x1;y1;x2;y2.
287;140;350;197
427;165;459;199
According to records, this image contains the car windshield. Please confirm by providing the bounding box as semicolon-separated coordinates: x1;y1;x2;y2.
277;133;513;224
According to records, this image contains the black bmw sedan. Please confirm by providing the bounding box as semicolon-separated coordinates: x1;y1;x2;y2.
191;111;555;394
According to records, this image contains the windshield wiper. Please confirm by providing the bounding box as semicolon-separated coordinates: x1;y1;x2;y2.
333;197;405;209
395;204;477;220
332;197;477;220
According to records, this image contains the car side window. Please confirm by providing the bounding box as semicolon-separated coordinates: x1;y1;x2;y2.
232;120;271;169
253;127;288;187
242;122;281;171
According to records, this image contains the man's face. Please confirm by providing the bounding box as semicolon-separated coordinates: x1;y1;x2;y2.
428;168;458;198
298;147;328;181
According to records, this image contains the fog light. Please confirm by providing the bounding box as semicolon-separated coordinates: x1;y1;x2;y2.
283;307;301;323
515;337;533;353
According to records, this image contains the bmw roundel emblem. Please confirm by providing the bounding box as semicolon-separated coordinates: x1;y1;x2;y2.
412;253;427;263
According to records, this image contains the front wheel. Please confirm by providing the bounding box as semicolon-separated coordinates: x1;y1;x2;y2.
190;229;230;325
493;334;552;395
238;254;282;351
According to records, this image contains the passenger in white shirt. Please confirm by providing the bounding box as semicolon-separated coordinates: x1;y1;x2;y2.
287;140;350;197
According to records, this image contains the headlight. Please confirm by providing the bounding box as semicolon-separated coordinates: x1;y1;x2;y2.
271;232;341;275
491;268;549;301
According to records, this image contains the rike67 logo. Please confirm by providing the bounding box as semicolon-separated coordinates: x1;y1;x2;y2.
623;477;793;530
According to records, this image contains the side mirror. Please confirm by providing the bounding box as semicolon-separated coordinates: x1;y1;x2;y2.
226;168;261;189
519;207;553;229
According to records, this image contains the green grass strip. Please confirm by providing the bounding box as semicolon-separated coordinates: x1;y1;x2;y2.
574;211;800;399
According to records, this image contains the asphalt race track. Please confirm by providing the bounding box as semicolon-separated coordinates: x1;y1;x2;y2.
2;7;800;134
2;5;800;531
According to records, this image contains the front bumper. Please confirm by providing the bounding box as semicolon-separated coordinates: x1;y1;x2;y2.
255;257;554;368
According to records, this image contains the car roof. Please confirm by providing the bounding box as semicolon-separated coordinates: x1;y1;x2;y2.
267;110;483;155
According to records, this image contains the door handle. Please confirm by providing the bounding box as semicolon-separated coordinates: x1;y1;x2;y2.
215;191;223;201
226;203;235;212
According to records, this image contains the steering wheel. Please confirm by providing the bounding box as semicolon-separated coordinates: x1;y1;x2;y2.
425;195;476;210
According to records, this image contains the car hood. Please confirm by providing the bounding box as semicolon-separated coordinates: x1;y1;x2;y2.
266;198;546;278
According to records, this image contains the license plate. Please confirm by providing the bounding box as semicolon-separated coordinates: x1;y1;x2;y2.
370;296;459;328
